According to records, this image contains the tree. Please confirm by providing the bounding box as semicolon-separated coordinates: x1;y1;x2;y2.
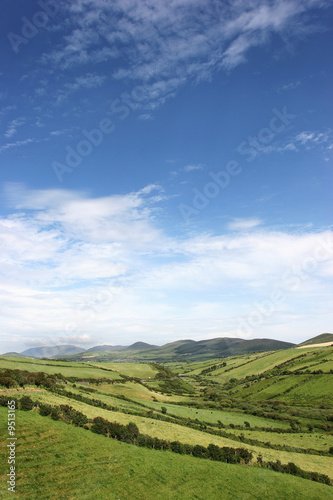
192;445;207;458
161;407;167;414
91;417;109;436
170;441;186;454
39;404;52;416
0;376;15;388
20;396;34;411
127;422;139;442
207;443;222;461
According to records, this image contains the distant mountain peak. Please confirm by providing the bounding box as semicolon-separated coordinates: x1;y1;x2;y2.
128;342;158;350
21;345;86;358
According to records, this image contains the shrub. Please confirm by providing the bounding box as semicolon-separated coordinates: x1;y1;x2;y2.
170;441;186;454
19;396;34;411
39;404;52;416
91;417;109;436
0;376;15;388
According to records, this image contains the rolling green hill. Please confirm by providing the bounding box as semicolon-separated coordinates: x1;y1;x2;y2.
298;333;333;347
0;408;331;499
1;343;333;498
0;352;32;359
58;337;295;362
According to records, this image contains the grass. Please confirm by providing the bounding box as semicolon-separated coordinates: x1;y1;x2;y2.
138;399;291;429
89;362;159;378
210;349;302;379
1;348;333;497
0;408;332;499
4;390;333;479
298;333;333;346
230;374;333;405
0;358;122;380
230;428;333;452
92;380;189;403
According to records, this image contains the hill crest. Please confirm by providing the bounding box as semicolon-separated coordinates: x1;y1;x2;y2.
298;333;333;347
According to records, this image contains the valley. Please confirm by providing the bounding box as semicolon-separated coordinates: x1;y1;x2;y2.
1;337;333;499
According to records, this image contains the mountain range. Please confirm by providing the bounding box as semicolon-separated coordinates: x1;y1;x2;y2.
1;333;332;362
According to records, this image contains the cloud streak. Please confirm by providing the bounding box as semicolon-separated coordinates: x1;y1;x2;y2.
39;0;329;108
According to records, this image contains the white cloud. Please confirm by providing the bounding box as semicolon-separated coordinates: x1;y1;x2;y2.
54;73;107;103
1;183;332;351
295;130;333;147
184;164;204;172
0;138;36;154
4;117;26;138
227;218;262;231
64;73;106;91
252;128;333;156
279;80;301;92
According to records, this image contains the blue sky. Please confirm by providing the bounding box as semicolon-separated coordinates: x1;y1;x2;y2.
0;0;332;352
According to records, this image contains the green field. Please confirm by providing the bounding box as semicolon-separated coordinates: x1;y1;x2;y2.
3;388;333;479
231;428;333;452
88;362;159;378
1;408;332;500
138;399;292;429
189;346;333;381
0;357;123;380
1;346;333;497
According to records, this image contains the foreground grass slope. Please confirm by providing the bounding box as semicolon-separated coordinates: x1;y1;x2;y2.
1;346;332;497
3;388;333;479
0;408;331;500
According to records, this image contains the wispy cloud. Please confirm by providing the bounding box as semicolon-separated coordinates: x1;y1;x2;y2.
184;164;204;172
246;128;333;158
0;138;35;153
4;117;26;138
278;80;301;92
227;218;263;231
268;129;333;156
39;0;329;109
54;73;107;104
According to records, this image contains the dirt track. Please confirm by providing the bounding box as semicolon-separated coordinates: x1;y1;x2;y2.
297;342;333;349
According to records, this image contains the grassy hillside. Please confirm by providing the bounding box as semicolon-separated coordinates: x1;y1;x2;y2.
1;347;333;498
182;346;333;380
89;362;159;378
0;408;331;500
0;352;32;359
0;357;123;380
57;337;295;363
298;333;333;347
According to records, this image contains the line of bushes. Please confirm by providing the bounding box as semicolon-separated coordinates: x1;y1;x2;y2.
87;415;254;464
38;388;332;456
1;396;331;485
261;459;331;485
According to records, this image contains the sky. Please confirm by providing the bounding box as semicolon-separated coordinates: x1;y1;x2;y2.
0;0;332;353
